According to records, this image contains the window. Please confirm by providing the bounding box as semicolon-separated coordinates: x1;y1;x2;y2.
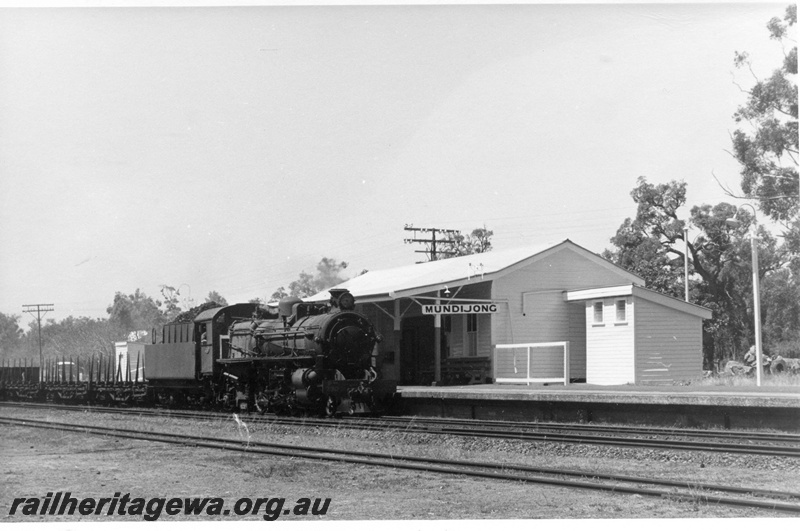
593;301;604;324
615;299;627;322
442;316;451;358
466;314;478;357
467;313;477;333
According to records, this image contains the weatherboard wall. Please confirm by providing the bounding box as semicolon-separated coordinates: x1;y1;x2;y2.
634;297;702;384
584;298;635;385
490;246;637;380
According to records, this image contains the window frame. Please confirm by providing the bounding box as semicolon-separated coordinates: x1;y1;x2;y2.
615;298;628;324
592;301;604;325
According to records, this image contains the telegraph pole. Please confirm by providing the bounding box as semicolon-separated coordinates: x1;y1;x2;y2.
403;225;460;262
23;303;53;382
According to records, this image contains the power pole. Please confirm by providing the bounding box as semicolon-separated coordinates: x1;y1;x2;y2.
23;303;53;382
403;225;460;262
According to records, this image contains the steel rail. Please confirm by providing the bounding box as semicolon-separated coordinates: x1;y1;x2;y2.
6;400;797;443
3;415;800;514
381;415;800;443
243;413;800;456
401;425;800;457
2;402;798;457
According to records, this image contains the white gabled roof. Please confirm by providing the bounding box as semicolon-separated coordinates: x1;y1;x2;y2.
306;239;644;303
564;285;635;300
564;284;713;319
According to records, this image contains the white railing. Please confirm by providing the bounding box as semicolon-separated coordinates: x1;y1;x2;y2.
493;341;570;386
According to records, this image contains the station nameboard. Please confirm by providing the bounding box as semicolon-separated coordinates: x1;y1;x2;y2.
422;303;498;315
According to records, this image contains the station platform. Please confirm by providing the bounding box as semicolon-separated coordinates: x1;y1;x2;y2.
395;383;800;431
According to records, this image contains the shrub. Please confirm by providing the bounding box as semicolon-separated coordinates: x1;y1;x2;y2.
769;340;800;359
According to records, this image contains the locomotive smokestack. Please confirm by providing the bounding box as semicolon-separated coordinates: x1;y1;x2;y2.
329;289;355;311
328;288;348;301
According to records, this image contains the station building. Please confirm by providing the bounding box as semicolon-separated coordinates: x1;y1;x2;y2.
307;240;712;386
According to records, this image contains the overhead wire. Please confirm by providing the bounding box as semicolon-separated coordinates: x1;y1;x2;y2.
20;200;707;319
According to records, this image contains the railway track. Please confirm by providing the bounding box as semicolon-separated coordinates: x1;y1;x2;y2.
3;401;799;458
3;414;800;514
382;415;800;444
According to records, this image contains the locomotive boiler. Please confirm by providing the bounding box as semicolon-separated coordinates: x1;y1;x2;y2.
144;288;396;415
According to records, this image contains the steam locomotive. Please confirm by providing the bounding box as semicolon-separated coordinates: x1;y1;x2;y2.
0;289;397;416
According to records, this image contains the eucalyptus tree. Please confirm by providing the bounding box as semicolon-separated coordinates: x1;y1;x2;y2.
730;4;798;270
604;178;784;368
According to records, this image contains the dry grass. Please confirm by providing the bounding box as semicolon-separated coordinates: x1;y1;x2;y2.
689;372;800;387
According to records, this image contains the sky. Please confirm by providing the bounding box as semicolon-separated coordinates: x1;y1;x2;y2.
0;1;791;325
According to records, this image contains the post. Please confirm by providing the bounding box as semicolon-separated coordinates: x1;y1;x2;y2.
393;299;402;383
403;225;460;262
751;231;763;387
433;291;442;384
526;346;531;387
22;304;53;384
725;204;763;386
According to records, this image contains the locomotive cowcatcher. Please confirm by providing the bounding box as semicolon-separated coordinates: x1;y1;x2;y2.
144;289;397;415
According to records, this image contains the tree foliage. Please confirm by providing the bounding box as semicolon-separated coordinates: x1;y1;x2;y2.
439;225;494;258
0;312;24;359
731;5;798;271
603;216;685;299
604;178;792;369
36;316;121;362
106;289;167;332
2;315;123;366
158;285;189;321
205;291;228;306
761;268;800;355
732;5;797;222
271;258;350;300
3;287;238;366
603;180;688;298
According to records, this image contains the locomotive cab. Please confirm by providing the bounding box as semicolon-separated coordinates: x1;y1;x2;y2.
193;303;264;374
144;303;264;397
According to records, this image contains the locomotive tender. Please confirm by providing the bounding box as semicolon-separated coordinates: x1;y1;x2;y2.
1;289;397;415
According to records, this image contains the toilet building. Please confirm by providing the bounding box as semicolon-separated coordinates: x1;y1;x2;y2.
306;240;712;386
